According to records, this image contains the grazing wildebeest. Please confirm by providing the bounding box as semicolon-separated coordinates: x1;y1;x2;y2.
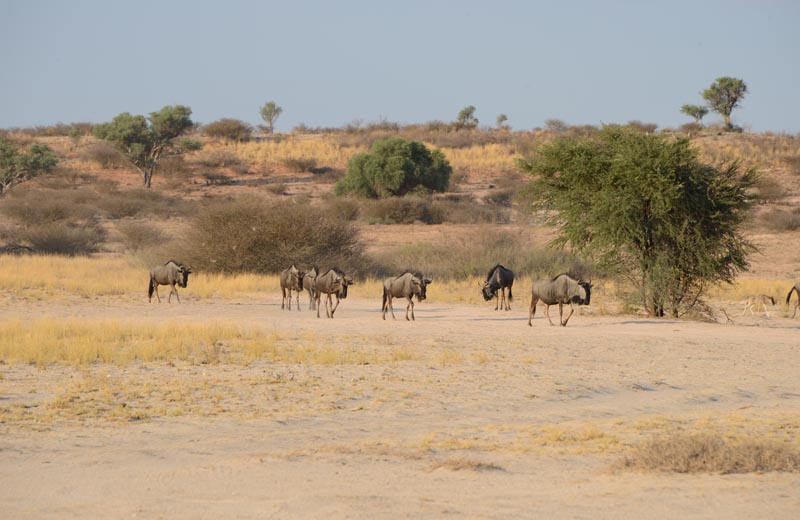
482;264;514;311
528;273;591;327
280;264;305;310
314;268;353;318
304;266;318;310
382;272;432;321
787;282;800;318
741;294;776;317
148;260;192;303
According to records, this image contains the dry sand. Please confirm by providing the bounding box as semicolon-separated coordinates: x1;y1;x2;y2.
1;292;799;519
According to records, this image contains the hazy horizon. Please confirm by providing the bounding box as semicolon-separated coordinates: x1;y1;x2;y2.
2;0;799;133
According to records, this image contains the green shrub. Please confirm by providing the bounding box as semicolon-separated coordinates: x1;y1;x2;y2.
335;138;451;198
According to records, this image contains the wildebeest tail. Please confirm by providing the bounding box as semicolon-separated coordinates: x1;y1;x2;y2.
148;278;155;300
788;286;799;305
381;289;387;310
508;285;513;302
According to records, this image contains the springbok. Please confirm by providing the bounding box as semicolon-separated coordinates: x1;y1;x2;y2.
787;282;800;318
529;273;591;327
382;272;431;321
740;294;776;317
314;268;353;318
148;260;192;303
279;264;305;310
482;264;514;311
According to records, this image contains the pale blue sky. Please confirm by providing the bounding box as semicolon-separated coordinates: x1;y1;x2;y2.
2;0;799;132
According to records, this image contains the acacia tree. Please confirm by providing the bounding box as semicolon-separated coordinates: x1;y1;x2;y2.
518;126;756;317
0;138;58;196
259;101;282;134
93;105;200;188
702;77;747;131
680;104;709;126
454;105;478;130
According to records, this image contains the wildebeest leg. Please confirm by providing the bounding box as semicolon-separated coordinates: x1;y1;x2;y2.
740;300;752;316
406;296;414;321
315;293;322;318
494;291;499;311
561;302;575;326
295;288;301;311
281;287;287;309
330;294;340;318
545;304;556;326
388;294;396;320
153;282;161;303
168;282;179;303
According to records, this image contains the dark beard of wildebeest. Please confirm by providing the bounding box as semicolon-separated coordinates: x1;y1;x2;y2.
382;272;432;321
528;273;591;327
304;266;318;310
787;281;800;318
279;263;305;311
148;260;192;303
314;268;353;319
482;264;514;311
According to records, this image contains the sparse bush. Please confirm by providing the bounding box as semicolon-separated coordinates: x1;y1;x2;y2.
754;176;785;202
545;119;569;132
620;433;800;474
96;189;186;218
192;149;242;168
202;173;235;186
626;120;658;134
265;182;286;195
325;197;361;221
782;155;800;176
0;191;97;225
182;196;365;273
281;156;318;172
484;188;516;207
23;221;105;256
116;221;168;252
201;118;253;142
79;142;128;169
760;208;800;231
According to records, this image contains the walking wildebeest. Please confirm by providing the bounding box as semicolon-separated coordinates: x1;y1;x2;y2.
787;282;800;318
382;272;432;321
304;266;318;310
741;294;776;317
528;273;591;327
482;264;514;311
148;260;192;303
280;264;305;310
314;268;353;318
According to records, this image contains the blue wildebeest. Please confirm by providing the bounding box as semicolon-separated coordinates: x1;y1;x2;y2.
304;266;318;310
482;264;514;311
314;268;354;318
528;273;591;327
148;260;192;303
280;264;305;311
787;282;800;318
382;272;431;321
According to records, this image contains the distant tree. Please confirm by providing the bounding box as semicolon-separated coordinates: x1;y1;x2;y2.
455;105;478;131
544;119;569;132
0;138;58;196
702;77;747;131
518;126;756;318
93;105;200;188
496;113;509;130
202;118;253;142
335;137;451;198
680;104;709;126
259;101;283;134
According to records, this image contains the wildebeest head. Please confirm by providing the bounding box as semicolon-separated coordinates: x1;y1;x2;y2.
415;277;432;302
336;275;354;299
297;270;305;291
481;281;495;301
178;265;192;288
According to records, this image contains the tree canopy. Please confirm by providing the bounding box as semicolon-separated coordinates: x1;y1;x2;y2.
703;77;747;130
335;138;451;198
93;105;200;188
518;126;756;317
0;138;58;196
680;104;709;125
259;101;282;134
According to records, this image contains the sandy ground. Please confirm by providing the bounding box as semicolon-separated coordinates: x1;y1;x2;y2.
1;289;800;519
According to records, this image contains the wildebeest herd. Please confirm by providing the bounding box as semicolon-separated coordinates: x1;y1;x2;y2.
147;260;800;325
